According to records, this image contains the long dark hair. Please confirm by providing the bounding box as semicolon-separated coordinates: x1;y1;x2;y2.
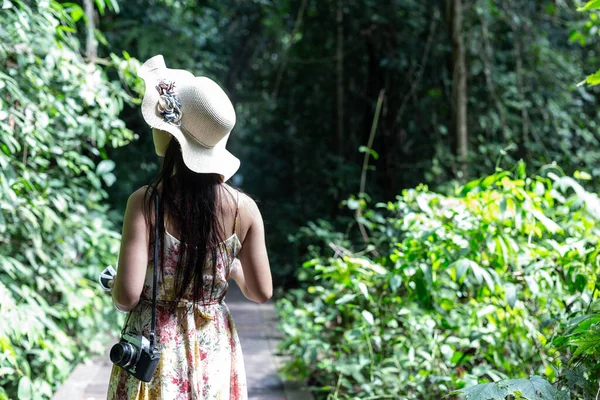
144;137;235;307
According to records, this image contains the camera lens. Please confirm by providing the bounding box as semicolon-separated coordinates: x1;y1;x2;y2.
110;342;136;368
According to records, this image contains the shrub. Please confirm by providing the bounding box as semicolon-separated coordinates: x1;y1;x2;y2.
277;163;600;399
0;1;138;398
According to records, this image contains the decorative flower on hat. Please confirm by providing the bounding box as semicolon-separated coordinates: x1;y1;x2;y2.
156;80;182;126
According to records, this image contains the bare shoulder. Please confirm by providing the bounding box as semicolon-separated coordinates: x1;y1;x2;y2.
224;184;263;225
127;186;150;208
125;187;156;222
231;188;261;217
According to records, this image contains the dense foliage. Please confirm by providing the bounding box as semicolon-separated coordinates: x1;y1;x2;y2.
450;3;600;398
2;0;600;398
277;165;600;399
92;0;599;287
0;1;135;398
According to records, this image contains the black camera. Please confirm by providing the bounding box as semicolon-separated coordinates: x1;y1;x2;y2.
110;332;160;382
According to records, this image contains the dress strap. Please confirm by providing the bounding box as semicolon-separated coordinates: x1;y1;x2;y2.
232;190;239;236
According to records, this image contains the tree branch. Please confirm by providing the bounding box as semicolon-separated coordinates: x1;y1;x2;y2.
357;89;385;245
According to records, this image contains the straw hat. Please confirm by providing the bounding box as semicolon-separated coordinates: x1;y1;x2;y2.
139;55;240;182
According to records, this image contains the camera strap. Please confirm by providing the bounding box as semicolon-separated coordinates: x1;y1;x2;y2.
149;191;159;353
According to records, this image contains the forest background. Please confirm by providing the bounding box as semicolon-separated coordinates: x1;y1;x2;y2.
2;0;600;399
101;0;600;283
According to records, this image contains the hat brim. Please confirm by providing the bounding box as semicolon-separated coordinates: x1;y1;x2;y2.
139;56;240;182
155;120;240;182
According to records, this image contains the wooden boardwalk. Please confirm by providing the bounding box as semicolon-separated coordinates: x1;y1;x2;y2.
52;282;313;400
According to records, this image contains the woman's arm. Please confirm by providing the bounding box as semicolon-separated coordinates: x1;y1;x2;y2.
112;188;150;311
236;197;273;303
228;258;267;303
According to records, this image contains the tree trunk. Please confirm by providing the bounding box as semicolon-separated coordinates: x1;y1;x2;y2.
336;0;344;158
84;0;97;60
506;9;532;152
450;0;468;173
478;10;509;142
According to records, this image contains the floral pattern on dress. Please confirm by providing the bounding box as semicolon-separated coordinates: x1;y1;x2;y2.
107;233;247;400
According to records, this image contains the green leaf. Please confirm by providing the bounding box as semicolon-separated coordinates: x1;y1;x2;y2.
335;293;357;305
346;198;360;210
102;172;117;187
416;195;432;215
472;263;496;292
56;25;77;33
574;170;592;180
389;274;402;291
578;0;600;11
450;258;473;283
525;276;540;295
504;283;517;308
503;376;557;400
571;328;600;356
578;70;600;87
107;0;120;13
456;376;557;400
530;209;562;234
358;146;379;160
455;381;508;400
358;282;370;300
460;178;482;195
96;159;115;175
361;310;374;325
481;171;510;189
450;350;464;364
94;0;106;15
68;5;84;22
17;376;32;400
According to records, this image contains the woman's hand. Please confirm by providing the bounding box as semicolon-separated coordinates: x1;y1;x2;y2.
227;258;267;303
227;258;243;281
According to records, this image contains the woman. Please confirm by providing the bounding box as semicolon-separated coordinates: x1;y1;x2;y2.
107;55;272;399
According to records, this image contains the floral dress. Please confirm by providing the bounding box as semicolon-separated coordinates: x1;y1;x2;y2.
107;228;247;400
